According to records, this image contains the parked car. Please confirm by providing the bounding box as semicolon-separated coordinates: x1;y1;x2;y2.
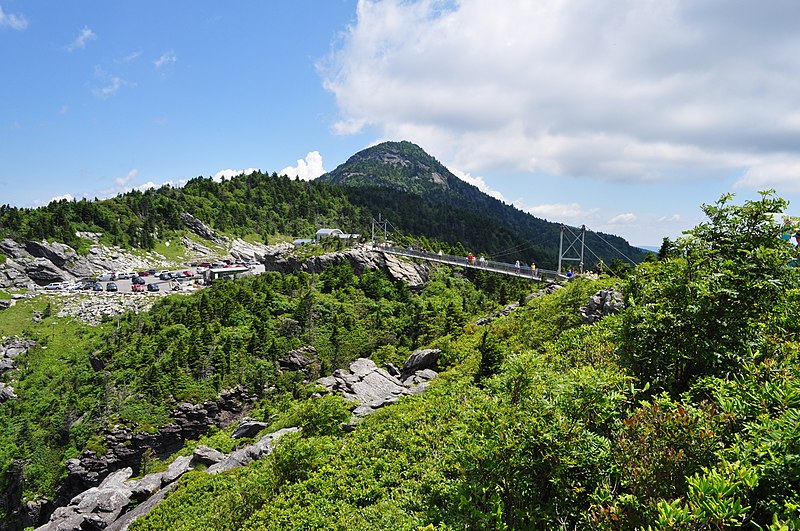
159;272;172;280
92;283;103;291
146;283;160;292
147;269;157;276
44;282;66;290
97;272;115;281
132;276;146;285
106;282;118;292
138;271;150;277
132;283;144;292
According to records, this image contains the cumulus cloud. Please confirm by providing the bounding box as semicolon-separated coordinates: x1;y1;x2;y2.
321;0;800;189
280;151;325;180
0;5;27;30
212;167;259;182
68;26;96;51
449;168;507;203
154;50;177;69
48;193;74;203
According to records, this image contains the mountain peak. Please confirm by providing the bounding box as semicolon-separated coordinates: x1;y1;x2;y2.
319;141;458;194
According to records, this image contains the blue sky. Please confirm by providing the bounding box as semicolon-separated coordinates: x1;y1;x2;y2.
3;1;800;248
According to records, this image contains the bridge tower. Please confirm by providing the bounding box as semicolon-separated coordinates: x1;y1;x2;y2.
371;214;389;246
558;224;585;274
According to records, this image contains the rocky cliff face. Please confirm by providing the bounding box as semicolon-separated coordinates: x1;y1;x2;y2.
262;246;429;289
0;239;170;290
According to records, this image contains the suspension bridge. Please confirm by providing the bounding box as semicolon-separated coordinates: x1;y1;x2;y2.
368;215;638;282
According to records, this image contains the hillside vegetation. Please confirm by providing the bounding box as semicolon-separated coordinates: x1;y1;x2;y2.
2;171;799;528
129;191;798;529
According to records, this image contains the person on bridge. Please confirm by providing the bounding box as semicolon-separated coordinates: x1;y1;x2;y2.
479;255;486;266
468;252;475;265
530;262;537;277
514;260;520;273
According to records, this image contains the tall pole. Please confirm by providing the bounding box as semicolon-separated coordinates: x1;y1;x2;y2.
558;224;564;274
580;225;586;273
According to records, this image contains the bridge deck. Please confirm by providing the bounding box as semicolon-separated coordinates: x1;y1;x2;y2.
375;247;565;282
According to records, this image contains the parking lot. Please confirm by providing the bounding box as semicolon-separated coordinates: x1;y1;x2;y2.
42;263;265;295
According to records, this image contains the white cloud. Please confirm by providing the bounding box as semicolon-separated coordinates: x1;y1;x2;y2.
212;167;259;182
449;168;507;203
48;193;74;203
526;202;599;223
92;66;133;98
658;214;682;222
119;51;141;63
0;6;27;30
321;0;800;189
136;181;173;191
154;50;177;69
68;26;96;51
608;213;637;224
734;157;800;193
115;169;139;186
280;151;325;181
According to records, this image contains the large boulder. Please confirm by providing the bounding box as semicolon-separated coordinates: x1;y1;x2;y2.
0;383;17;402
24;241;76;268
316;354;438;418
26;258;73;285
278;346;320;379
231;418;269;439
401;349;441;376
580;288;624;324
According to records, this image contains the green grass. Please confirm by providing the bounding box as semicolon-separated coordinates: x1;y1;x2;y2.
0;295;53;338
240;233;264;245
153;234;189;262
265;233;294;245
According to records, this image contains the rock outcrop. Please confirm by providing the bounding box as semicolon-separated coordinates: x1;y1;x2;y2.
38;427;299;531
0;338;34;404
54;293;160;325
580;288;624;324
278;346;321;381
316;350;440;418
263;246;429;289
180;212;228;246
55;386;256;513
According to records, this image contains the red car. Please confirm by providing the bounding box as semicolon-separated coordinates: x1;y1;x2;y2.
137;271;150;277
132;283;145;292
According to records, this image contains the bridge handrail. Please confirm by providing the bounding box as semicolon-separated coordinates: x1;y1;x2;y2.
375;246;565;282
